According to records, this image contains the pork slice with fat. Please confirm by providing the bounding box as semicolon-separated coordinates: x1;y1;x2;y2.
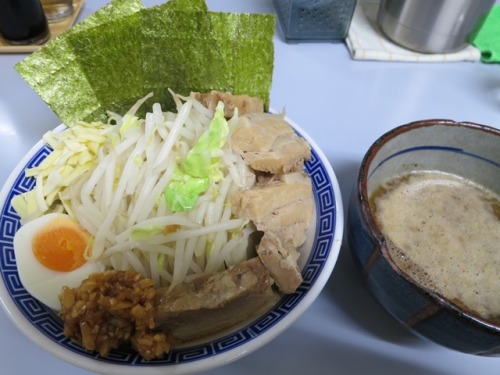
230;112;311;174
191;91;264;118
154;257;279;343
231;172;314;294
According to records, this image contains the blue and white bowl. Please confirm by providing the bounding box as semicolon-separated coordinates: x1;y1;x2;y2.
0;117;344;374
348;119;500;355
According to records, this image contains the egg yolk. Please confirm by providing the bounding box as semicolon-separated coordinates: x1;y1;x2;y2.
32;217;91;272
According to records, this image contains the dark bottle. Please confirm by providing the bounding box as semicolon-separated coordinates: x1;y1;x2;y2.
0;0;50;45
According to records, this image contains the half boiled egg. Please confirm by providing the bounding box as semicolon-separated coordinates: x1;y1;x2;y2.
13;212;103;310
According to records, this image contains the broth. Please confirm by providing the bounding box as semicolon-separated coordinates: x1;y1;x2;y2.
371;171;500;321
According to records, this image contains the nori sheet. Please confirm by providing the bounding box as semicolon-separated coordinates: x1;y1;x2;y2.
15;0;275;126
66;12;143;122
140;7;230;112
15;0;145;125
210;12;275;110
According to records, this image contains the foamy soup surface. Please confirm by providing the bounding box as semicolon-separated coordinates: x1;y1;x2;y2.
371;171;500;321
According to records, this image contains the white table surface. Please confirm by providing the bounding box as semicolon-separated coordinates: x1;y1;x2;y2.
1;0;500;374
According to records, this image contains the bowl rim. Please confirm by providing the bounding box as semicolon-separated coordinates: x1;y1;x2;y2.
356;118;500;332
0;114;344;374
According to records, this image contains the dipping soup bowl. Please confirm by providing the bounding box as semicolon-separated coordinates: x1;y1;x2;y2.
347;119;500;355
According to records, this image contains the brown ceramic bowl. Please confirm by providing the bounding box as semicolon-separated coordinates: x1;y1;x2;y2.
348;119;500;355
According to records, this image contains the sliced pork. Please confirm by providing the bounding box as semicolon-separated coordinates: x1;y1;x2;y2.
191;91;264;118
230;112;311;174
231;172;314;293
155;257;279;343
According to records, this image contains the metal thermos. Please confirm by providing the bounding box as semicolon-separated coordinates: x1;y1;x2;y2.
377;0;495;54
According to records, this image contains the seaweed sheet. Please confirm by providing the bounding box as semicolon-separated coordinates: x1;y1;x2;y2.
210;12;275;109
16;0;275;126
66;12;143;122
16;0;145;125
140;7;230;112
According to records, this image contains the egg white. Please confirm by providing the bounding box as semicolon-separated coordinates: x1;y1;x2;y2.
13;212;103;310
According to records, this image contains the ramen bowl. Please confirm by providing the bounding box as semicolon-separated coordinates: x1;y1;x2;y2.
347;119;500;355
0;115;343;374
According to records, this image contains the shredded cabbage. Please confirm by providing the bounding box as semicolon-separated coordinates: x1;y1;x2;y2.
165;101;229;212
12;122;114;223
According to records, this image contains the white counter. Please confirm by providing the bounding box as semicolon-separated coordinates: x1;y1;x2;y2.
0;1;499;374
